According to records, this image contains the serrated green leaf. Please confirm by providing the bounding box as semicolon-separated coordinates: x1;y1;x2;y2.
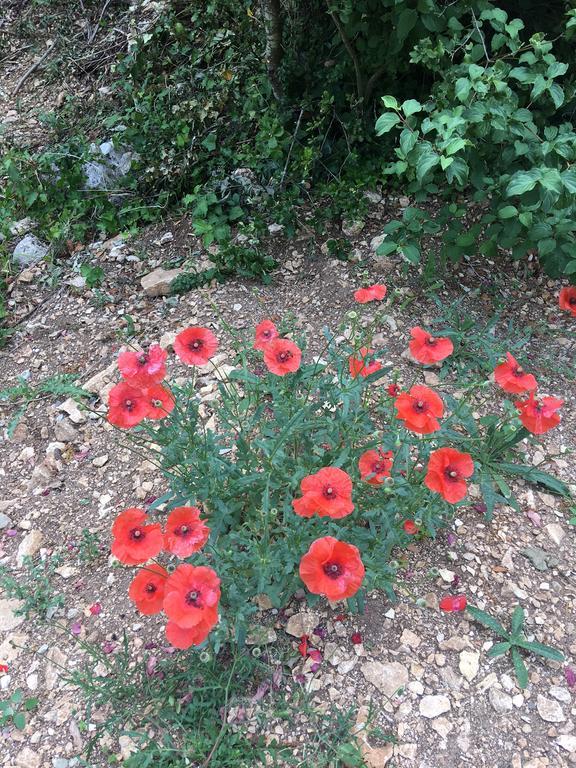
511;648;529;689
511;605;525;635
467;606;508;637
515;640;565;662
487;641;511;657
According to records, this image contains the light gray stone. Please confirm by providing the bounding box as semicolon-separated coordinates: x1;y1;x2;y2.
536;694;565;722
13;235;49;267
488;687;513;714
140;267;184;297
459;650;480;682
419;694;451;718
17;529;44;566
361;661;409;698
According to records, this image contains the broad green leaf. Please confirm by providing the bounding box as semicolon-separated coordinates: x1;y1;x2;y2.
549;84;564;109
396;8;418;43
511;648;529;689
506;170;540;196
455;77;471;102
539;168;563;194
561;170;576;194
467;606;508;637
440;156;453;170
381;95;399;109
13;712;26;731
445;137;467;156
399;129;418;156
498;206;518;219
511;605;525;636
416;151;440;181
376;240;398;257
401;244;420;263
375;112;401;135
565;261;576;275
515;640;565;662
402;99;422;117
487;641;511;658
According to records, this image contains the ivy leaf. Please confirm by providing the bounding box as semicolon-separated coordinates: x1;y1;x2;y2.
375;113;401;135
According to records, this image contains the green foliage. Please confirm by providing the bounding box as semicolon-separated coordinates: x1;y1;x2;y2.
375;5;576;280
75;529;104;565
0;555;64;620
171;242;277;296
79;263;105;288
0;689;39;731
468;604;564;688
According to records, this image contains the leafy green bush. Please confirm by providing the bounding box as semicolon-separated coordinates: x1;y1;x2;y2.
375;6;576;280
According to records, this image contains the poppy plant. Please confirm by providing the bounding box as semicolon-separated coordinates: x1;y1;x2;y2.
111;508;163;565
263;337;302;376
128;564;168;615
292;467;354;519
439;595;467;612
348;347;382;379
425;447;474;504
403;520;418;535
358;449;393;485
494;352;537;394
144;384;175;420
409;327;454;365
394;385;444;434
165;618;215;649
299;536;365;601
164;506;210;558
354;284;387;304
163;564;221;629
254;320;279;350
107;382;150;429
559;286;576;317
515;392;563;434
117;345;167;385
174;327;219;366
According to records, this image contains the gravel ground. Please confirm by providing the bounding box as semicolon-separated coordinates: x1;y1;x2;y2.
0;212;575;768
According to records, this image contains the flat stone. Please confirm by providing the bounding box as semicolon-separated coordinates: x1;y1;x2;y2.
15;747;41;768
430;717;453;738
400;629;421;648
13;235;49;268
342;219;365;237
556;735;576;753
58;398;86;424
488;687;513;714
0;599;25;631
45;647;68;690
54;418;78;443
285;612;319;638
419;695;451;718
361;661;409;698
17;529;44;566
0;512;12;529
140;267;184;297
536;694;565;723
439;636;471;652
459;650;480;682
549;686;571;703
246;626;277;645
545;523;565;546
370;234;387;252
92;454;109;468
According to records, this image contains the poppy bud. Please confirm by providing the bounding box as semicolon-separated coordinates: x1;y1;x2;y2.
200;651;212;663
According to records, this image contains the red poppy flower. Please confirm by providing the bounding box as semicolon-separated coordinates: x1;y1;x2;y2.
494;352;537;394
409;327;454;365
111;508;163;565
358;449;393;485
263;337;302;376
163;564;220;629
299;536;365;601
174;327;219;366
117;345;167;385
387;383;400;397
293;467;354;519
354;284;387;304
351;632;362;645
128;564;168;615
143;384;175;420
515;392;563;434
559;286;576;317
394;385;444;434
165;617;216;649
349;347;382;379
107;382;150;429
424;447;474;504
164;506;210;558
403;520;418;535
439;595;467;612
254;320;279;350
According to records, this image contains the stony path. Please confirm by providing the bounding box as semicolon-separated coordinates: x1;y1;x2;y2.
1;217;575;768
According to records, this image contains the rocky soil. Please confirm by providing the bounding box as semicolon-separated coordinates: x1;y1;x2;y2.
0;209;575;768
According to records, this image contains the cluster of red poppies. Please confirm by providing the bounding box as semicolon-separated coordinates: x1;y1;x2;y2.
107;283;568;646
111;506;217;648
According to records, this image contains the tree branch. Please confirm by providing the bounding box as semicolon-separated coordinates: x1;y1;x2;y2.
260;0;283;101
328;8;365;103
